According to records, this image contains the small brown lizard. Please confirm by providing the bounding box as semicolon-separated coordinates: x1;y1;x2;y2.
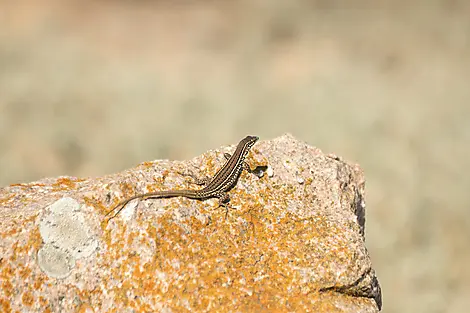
105;135;259;221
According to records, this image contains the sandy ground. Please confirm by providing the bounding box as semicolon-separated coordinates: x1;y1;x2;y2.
1;1;470;312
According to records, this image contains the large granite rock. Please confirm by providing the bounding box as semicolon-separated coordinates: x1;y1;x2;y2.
0;134;381;312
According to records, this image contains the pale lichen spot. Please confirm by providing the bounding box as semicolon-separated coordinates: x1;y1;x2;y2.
37;243;75;279
266;165;274;177
37;197;98;278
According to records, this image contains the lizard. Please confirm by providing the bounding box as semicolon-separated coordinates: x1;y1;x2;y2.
104;135;259;222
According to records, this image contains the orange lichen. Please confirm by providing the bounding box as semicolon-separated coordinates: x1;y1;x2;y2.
9;183;46;187
139;161;156;168
119;182;136;196
76;303;94;313
84;196;109;217
38;296;48;306
0;227;18;239
0;298;12;313
0;194;15;204
1;279;14;298
27;228;43;251
21;291;34;307
19;267;32;280
52;177;77;190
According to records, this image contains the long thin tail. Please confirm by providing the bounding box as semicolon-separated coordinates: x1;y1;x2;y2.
104;189;196;222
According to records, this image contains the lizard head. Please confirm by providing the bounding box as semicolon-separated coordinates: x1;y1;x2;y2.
241;135;259;148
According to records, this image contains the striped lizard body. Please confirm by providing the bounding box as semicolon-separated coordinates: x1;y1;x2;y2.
105;135;259;221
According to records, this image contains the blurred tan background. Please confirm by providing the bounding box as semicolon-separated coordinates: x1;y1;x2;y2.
1;0;469;312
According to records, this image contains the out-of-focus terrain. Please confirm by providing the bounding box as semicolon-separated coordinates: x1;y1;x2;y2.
1;1;469;312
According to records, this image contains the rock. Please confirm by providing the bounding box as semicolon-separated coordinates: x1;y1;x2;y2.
0;134;381;312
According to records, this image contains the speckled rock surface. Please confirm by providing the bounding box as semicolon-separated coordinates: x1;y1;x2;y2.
0;134;381;312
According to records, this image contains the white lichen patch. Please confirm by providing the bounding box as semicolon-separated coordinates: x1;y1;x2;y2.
37;243;75;279
37;197;98;278
49;196;80;215
266;165;274;177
